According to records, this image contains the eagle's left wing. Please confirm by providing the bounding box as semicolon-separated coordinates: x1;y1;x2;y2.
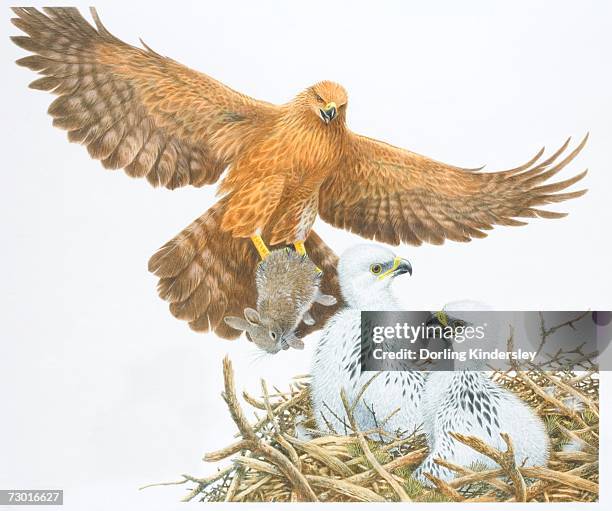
318;133;588;246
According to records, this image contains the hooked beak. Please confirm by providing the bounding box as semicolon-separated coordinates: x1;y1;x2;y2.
378;257;413;280
394;258;413;277
319;101;337;124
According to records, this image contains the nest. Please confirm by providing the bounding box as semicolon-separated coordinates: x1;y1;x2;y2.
143;353;599;503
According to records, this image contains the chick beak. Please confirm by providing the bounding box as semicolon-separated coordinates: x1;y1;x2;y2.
393;258;413;277
319;101;337;124
377;256;413;280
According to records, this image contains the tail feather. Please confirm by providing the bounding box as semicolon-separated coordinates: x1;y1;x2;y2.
148;197;341;340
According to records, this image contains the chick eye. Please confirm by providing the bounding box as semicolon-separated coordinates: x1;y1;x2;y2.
370;263;383;275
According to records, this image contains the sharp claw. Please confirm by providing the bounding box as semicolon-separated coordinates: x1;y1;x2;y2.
294;240;306;256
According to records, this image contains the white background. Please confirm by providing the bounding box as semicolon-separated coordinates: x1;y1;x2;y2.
1;1;610;509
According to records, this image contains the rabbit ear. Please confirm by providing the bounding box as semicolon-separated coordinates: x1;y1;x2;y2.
244;307;262;325
224;316;250;331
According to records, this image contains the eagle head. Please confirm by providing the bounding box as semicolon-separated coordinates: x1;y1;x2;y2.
307;81;348;124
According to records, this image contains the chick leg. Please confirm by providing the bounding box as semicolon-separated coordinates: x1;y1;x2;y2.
250;234;270;260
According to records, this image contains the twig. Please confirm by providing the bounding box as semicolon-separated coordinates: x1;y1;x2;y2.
203;439;250;461
433;457;512;494
224;466;244;502
533;369;599;418
283;434;352;477
450;432;527;502
520;465;598;494
233;456;385;502
138;467;233;492
424;473;464;501
340;388;411;502
514;371;587;427
261;379;302;470
221;357;318;501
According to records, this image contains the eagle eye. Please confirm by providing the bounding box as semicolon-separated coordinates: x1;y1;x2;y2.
314;93;323;102
370;263;383;275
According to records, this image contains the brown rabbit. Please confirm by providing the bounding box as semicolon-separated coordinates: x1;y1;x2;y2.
224;249;336;353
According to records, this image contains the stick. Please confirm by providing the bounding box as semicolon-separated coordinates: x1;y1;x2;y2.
424;473;464;502
450;432;526;502
233;456;385;502
340;388;411;502
221;357;318;501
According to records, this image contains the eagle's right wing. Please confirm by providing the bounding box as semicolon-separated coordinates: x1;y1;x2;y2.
11;7;278;189
319;133;588;246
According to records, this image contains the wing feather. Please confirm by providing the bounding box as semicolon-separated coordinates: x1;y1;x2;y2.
149;197;341;339
12;7;278;189
319;133;588;245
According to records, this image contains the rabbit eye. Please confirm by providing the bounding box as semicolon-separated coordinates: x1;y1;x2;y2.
270;332;277;340
370;263;383;275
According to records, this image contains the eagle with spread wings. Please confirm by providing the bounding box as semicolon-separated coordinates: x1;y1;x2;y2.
11;7;588;339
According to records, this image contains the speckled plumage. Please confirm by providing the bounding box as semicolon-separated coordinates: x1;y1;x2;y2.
413;305;550;484
310;245;425;437
413;370;550;484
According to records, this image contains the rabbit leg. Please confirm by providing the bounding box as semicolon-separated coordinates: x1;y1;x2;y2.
315;291;337;307
302;311;315;325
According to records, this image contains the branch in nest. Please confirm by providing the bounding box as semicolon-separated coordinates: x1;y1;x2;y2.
514;370;588;427
221;356;318;502
520;465;598;495
449;432;527;502
424;472;465;501
233;456;385;502
533;369;599;418
203;439;250;461
138;466;234;502
340;387;411;502
433;457;512;494
536;311;590;357
283;434;352;477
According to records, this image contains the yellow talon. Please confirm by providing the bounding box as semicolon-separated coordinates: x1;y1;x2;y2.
251;234;270;260
293;240;322;273
294;240;306;256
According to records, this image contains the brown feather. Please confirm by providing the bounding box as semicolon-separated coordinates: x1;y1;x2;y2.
11;7;277;190
319;133;588;246
12;7;588;341
149;197;342;340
